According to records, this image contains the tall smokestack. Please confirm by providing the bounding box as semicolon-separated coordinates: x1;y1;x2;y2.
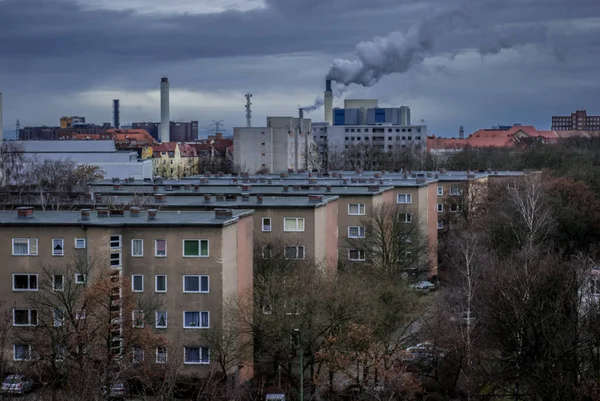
113;99;120;129
160;77;170;143
324;79;333;125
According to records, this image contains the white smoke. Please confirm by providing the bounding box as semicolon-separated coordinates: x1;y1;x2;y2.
326;7;551;87
301;83;348;113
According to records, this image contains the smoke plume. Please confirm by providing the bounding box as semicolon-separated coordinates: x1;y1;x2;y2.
326;6;550;87
301;84;348;113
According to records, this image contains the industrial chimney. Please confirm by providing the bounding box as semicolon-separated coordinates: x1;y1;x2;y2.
0;93;3;141
324;79;333;126
113;99;120;129
160;77;170;143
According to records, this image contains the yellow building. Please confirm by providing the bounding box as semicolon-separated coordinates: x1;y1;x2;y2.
152;142;199;179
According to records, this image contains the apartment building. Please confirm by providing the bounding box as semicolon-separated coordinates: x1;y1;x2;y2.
0;207;254;380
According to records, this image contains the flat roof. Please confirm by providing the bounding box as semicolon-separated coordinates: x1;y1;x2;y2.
0;210;253;227
97;195;339;209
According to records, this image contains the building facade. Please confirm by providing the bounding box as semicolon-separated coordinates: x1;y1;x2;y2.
132;122;199;143
552;110;600;131
0;207;254;379
152;142;199;179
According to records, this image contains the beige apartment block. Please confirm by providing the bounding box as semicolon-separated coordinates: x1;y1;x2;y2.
0;207;254;381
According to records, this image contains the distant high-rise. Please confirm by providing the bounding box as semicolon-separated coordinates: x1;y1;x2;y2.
552;110;600;131
324;80;333;125
160;77;170;142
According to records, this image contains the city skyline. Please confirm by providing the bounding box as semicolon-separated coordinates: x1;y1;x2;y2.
0;0;599;138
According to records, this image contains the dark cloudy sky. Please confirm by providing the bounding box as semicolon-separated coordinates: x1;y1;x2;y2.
0;0;599;138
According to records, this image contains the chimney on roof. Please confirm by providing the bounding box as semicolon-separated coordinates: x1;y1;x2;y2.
130;207;141;217
154;194;166;203
215;209;233;219
309;195;323;202
342;179;348;185
80;209;90;221
242;185;251;191
256;194;263;204
194;185;199;192
283;186;289;193
216;194;225;202
148;209;157;220
184;184;191;190
426;172;432;178
17;207;33;219
153;185;159;191
241;193;250;202
232;178;238;184
97;208;109;218
326;185;332;192
293;185;300;192
204;194;212;204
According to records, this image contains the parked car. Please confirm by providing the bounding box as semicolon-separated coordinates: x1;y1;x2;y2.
102;382;129;399
1;374;35;395
410;281;436;292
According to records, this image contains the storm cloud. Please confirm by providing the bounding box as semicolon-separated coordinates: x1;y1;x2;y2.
0;0;599;137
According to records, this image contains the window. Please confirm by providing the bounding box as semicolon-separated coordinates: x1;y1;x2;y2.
13;344;31;361
13;274;38;291
349;249;366;261
397;194;412;204
450;186;462;196
156;311;167;328
76;310;86;320
52;238;64;256
262;217;272;232
285;246;305;260
183;240;209;257
450;204;462;213
110;252;122;267
400;213;412;223
348;226;365;238
437;204;444;213
348;204;365;215
133;310;144;328
262;245;273;259
183;275;209;293
55;345;66;362
184;347;210;364
155;239;167;257
437;220;444;230
156;347;167;364
53;309;64;327
357;129;361;133
132;346;144;363
184;311;210;328
75;274;87;284
110;235;122;249
13;309;37;326
132;275;144;292
131;239;143;257
437;186;443;196
12;238;38;256
155;275;167;292
53;275;64;291
74;238;86;249
283;217;305;232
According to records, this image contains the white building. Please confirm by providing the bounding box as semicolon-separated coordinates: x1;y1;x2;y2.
234;116;318;173
14;140;153;180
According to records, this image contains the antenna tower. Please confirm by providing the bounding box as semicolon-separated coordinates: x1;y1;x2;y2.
245;93;252;128
210;120;225;134
16;119;20;138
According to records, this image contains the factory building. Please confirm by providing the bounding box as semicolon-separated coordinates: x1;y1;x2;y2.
234;116;318;174
132;121;199;143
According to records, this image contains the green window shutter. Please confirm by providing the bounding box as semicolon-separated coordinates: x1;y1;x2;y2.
184;240;199;256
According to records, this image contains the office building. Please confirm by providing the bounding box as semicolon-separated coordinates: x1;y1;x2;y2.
132;121;199;143
552;110;600;131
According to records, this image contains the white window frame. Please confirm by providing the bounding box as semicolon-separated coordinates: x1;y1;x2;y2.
75;274;87;284
110;235;122;249
155;239;167;257
184;346;210;365
348;249;366;261
52;238;64;257
450;204;462;213
437;186;443;196
131;239;144;257
348;203;366;216
283;217;305;232
156;347;167;364
155;310;167;329
183;275;209;293
132;346;145;363
132;275;144;292
401;213;413;223
450;186;462;196
284;246;305;260
53;309;64;327
182;239;209;258
12;238;38;256
437;203;443;213
13;309;37;327
12;274;38;291
262;217;272;232
397;194;412;204
155;275;167;293
110;252;122;267
348;226;366;239
76;310;86;320
132;310;144;328
437;220;444;230
74;238;86;249
52;274;64;291
13;344;32;361
183;311;210;329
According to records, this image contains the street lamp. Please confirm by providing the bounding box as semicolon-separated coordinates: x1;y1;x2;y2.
294;328;304;401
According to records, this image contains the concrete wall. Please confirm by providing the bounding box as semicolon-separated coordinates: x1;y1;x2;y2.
233;127;274;173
